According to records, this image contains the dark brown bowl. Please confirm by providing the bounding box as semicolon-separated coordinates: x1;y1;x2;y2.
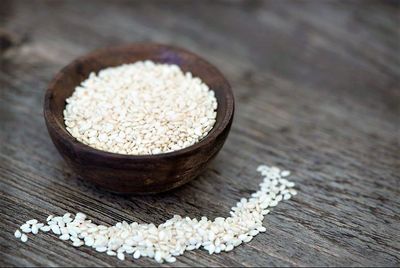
44;43;234;194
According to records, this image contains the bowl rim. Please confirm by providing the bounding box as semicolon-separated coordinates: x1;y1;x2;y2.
44;43;235;160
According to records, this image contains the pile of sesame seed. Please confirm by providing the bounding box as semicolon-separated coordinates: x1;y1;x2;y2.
63;61;218;155
14;165;297;263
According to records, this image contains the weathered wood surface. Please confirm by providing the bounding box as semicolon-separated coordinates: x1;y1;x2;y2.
1;0;399;266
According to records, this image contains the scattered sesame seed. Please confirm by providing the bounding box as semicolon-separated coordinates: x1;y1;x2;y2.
14;230;22;238
51;225;61;235
166;256;176;263
286;181;295;188
26;219;38;225
117;252;125;261
75;212;86;220
133;250;141;259
13;165;297;264
31;225;39;234
257;226;267;232
107;250;116;256
20;223;30;230
59;234;70;241
21;226;31;233
60;227;68;235
243;236;253;243
40;226;51;232
20;234;28;243
73;241;84;247
289;189;298;196
225;244;234;251
96;246;108;253
283;193;292;200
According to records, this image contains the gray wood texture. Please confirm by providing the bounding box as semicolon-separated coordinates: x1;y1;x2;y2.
1;0;399;266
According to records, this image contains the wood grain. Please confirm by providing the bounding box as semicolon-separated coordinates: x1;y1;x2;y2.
1;0;399;266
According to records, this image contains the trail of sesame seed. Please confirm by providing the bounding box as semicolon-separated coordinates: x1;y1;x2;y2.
14;165;297;264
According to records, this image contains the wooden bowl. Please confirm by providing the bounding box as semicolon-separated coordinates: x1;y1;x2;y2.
44;43;234;194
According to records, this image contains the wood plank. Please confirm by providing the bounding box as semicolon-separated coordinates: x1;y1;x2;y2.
1;0;399;266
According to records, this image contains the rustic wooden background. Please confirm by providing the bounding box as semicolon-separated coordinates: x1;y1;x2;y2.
1;0;399;266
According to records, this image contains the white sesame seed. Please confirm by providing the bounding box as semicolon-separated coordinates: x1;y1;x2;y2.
283;193;292;200
289;189;298;196
233;239;242;247
53;217;63;223
107;250;116;256
51;225;61;235
257;226;267;232
249;230;259;236
31;225;39;234
262;209;270;215
40;226;51;232
243;236;253;243
60;227;68;235
154;251;162;263
166;256;176;263
75;212;86;220
63;217;73;224
269;200;279;207
13;164;296;264
186;245;196;251
20;234;28;243
59;234;70;241
133;250;141;259
73;241;84;247
238;234;247;241
21;226;31;233
96;246;108;252
225;244;234;251
84;236;94;247
124;246;134;254
48;221;57;226
207;244;216;254
286;181;295;188
281;170;291;177
26;219;38;225
117;252;125;261
14;230;22;238
20;223;30;230
70;236;80;243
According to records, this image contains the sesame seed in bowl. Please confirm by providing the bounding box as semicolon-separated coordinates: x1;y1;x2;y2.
64;60;218;156
44;43;234;194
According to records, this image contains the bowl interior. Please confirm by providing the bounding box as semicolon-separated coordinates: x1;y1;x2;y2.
46;44;233;156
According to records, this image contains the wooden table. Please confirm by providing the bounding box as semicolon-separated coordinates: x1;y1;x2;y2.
1;0;399;266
